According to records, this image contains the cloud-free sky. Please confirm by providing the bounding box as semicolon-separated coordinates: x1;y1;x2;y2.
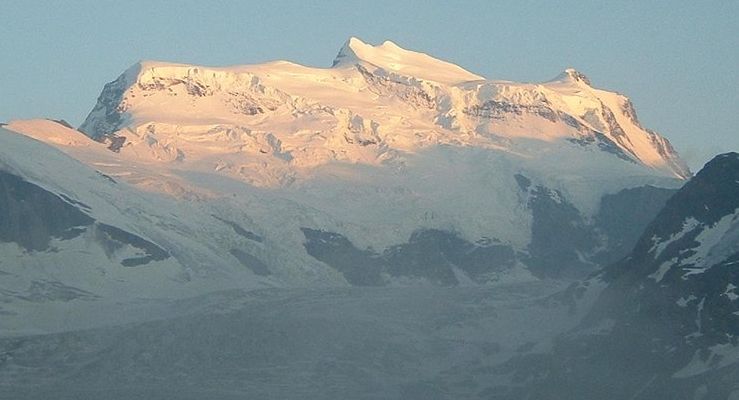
1;0;736;170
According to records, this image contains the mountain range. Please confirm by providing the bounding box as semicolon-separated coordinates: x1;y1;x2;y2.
0;38;736;399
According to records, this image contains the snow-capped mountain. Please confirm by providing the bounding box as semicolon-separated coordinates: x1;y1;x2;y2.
2;38;690;292
1;38;694;316
79;37;688;181
3;37;737;399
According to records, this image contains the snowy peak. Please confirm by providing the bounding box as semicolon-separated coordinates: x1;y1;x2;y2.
331;36;484;84
74;37;691;184
551;68;592;86
331;37;368;66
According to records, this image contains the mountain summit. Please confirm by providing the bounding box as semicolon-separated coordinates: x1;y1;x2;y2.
332;37;484;84
78;37;689;184
551;68;592;86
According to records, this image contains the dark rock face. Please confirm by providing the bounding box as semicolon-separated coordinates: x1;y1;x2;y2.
499;153;739;399
594;185;677;265
0;170;171;267
385;229;516;285
106;136;127;152
212;215;263;242
0;171;94;251
94;224;170;267
300;228;385;286
634;152;739;251
567;69;592;85
79;72;131;140
526;186;596;278
229;249;270;276
301;228;515;286
600;153;739;287
513;173;531;191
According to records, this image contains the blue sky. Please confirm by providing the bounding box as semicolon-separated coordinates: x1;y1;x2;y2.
1;0;736;170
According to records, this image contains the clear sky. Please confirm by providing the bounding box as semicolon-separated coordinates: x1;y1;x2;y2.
1;0;736;171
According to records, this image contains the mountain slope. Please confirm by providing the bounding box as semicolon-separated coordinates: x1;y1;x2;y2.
0;125;347;334
497;153;739;399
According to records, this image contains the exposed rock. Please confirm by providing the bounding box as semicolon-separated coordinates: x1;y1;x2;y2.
0;171;93;251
